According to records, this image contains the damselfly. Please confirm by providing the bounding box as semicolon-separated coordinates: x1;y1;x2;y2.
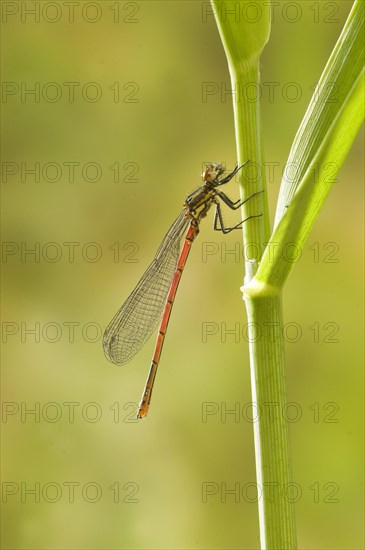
103;162;262;419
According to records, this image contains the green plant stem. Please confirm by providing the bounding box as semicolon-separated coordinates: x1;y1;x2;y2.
245;291;296;549
232;61;296;547
213;0;363;547
212;0;271;279
212;2;296;546
231;62;271;282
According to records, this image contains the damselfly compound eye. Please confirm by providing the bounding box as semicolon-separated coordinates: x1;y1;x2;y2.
202;162;225;182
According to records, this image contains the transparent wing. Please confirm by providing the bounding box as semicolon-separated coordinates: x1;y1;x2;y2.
103;210;189;365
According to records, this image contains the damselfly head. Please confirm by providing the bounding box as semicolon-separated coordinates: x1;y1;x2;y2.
202;162;226;183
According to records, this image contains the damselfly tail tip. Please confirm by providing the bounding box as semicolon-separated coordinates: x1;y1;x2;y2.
137;401;148;420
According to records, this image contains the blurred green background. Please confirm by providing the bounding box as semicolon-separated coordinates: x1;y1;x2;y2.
1;1;363;548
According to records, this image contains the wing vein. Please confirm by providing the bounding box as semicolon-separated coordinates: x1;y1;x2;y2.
103;210;189;364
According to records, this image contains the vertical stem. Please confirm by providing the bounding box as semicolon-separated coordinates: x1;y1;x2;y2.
231;60;297;550
211;2;296;545
244;290;297;549
231;62;271;284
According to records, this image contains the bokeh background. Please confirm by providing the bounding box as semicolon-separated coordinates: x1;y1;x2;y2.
1;1;364;548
